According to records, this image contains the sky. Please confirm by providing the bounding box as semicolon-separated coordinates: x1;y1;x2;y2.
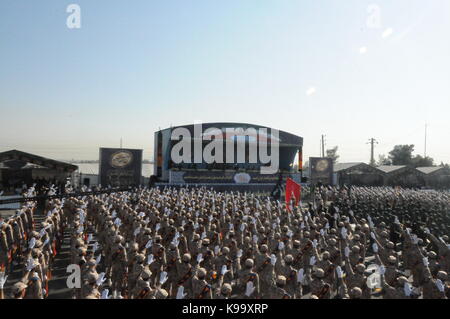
1;0;449;164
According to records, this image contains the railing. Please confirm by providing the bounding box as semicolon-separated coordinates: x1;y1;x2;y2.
0;186;135;206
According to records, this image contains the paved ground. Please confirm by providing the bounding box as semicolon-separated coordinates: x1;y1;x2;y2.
47;231;73;299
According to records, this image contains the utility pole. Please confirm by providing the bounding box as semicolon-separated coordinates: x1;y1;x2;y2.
367;138;378;166
120;138;123;149
321;135;326;158
424;123;427;158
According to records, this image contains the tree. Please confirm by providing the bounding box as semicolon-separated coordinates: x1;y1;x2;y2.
377;154;392;166
326;146;339;164
411;155;434;168
439;162;449;169
388;145;415;165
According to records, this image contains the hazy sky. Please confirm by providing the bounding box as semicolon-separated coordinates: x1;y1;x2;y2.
1;0;449;164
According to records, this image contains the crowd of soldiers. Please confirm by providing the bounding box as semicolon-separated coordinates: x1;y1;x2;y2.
0;184;449;299
0;200;64;298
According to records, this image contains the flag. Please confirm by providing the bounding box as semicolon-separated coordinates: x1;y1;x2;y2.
285;178;301;211
52;241;57;257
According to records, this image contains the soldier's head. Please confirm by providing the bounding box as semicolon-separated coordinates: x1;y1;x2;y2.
351;245;360;253
260;244;268;253
437;271;448;281
349;287;362;299
245;258;254;269
78;247;87;257
313;268;325;279
87;258;97;268
136;254;146;264
329;238;337;246
386;241;395;249
155;288;169;299
293;240;301;249
193;234;200;241
396;276;408;287
182;253;191;263
355;264;365;274
202;238;210;247
11;282;27;299
197;268;207;280
30;231;40;239
221;283;232;297
428;251;437;260
222;247;230;255
322;251;330;261
128;241;138;252
35;238;46;250
31;248;41;259
284;254;294;265
141;269;152;281
276;275;286;287
388;255;397;265
137;279;150;289
114;235;123;244
362;224;370;233
86;273;99;286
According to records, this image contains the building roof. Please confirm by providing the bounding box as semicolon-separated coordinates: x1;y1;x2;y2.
0;150;78;172
376;165;407;174
333;162;365;172
416;166;445;175
156;122;303;147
